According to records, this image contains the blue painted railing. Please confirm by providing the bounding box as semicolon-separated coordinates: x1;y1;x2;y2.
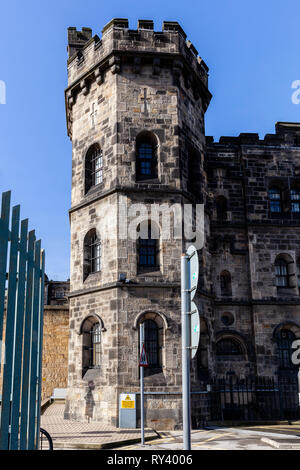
0;191;45;450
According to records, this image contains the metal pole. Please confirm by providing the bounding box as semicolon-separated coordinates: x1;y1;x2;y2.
140;323;145;445
181;253;191;450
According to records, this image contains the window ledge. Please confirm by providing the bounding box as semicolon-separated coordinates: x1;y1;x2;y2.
137;268;162;276
83;271;102;283
136;179;160;184
85;183;104;197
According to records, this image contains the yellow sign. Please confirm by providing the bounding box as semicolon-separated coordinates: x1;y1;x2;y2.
121;394;135;409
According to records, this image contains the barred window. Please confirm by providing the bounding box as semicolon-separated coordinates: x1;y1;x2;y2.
137;221;159;269
90;233;101;273
83;229;101;280
291;188;300;213
91;323;101;367
136;132;158;181
275;259;289;287
85;144;103;193
144;320;159;367
269;187;282;213
81;316;102;377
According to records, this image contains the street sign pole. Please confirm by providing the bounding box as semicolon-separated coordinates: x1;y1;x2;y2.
181;253;191;451
140;323;145;445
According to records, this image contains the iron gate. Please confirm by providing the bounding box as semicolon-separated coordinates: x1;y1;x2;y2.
0;191;45;449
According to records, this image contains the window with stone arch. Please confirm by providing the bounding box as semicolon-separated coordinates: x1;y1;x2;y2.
81;316;103;378
137;220;160;272
136;131;158;181
220;270;232;296
83;228;101;281
216;337;244;357
85;143;103;194
274;254;295;289
138;313;164;376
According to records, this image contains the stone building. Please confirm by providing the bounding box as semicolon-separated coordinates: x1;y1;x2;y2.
44;276;70;306
63;18;300;429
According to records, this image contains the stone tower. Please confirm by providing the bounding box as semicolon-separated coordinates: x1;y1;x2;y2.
64;18;211;429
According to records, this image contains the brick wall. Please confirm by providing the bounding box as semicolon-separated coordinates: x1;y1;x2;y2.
0;306;69;401
41;306;69;399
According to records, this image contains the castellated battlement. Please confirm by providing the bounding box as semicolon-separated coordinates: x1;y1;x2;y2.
65;19;210;119
206;122;300;148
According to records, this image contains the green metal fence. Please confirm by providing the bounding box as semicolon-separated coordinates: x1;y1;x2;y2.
0;191;45;450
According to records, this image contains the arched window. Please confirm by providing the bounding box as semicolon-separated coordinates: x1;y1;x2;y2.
136;311;165;375
216;338;243;356
143;319;159;368
137;221;159;271
275;258;290;287
216;196;228;221
269;187;282;213
136;132;158;181
81;316;102;377
85;144;103;193
291;188;300;213
276;329;296;370
83;229;101;280
220;270;232;296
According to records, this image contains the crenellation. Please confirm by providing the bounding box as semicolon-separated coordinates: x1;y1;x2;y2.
67;26;93;58
66;20;210;137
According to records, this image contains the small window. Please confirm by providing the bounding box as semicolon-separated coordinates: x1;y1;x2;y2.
143;319;159;368
137;221;159;270
81;316;102;377
55;289;65;299
269;187;282;213
83;229;101;280
91;323;101;368
291;188;300;213
275;259;289;287
216;338;243;356
85;144;103;193
220;270;232;296
136;132;158;181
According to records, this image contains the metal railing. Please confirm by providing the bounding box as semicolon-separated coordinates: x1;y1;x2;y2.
209;375;300;422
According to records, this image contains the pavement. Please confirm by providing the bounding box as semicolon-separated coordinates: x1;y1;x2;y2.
41;403;300;450
40;403;158;450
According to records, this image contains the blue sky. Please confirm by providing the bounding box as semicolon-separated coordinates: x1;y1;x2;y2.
0;0;300;280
